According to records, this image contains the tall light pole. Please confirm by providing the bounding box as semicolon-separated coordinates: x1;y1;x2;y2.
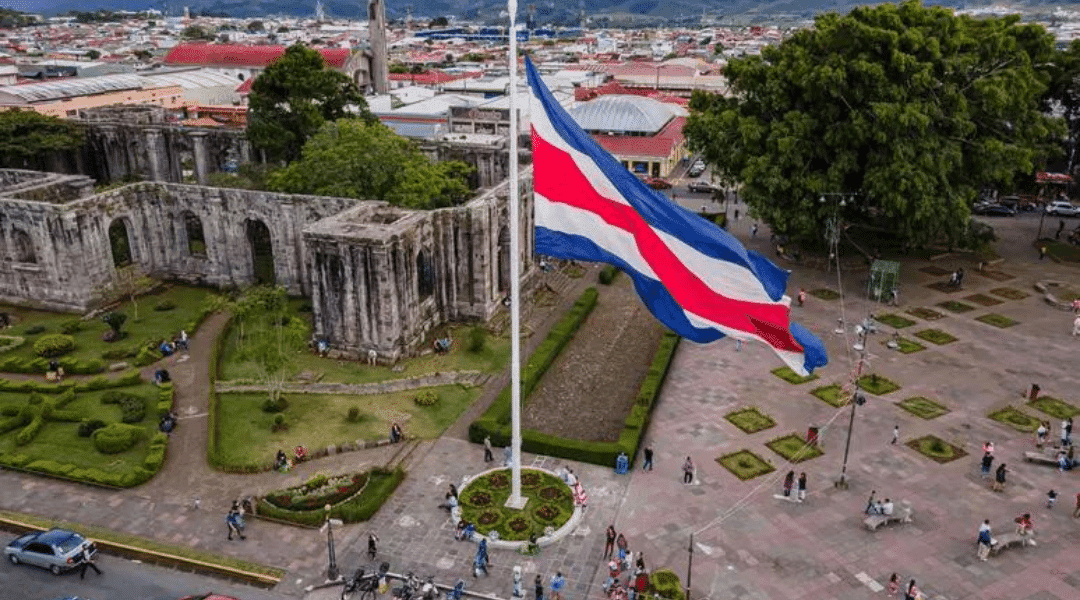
322;505;343;581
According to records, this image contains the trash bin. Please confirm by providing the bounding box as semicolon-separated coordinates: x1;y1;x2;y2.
1030;384;1041;402
807;427;819;446
615;452;629;475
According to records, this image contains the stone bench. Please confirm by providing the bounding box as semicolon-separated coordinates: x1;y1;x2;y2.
863;503;913;531
988;532;1034;556
1024;451;1061;467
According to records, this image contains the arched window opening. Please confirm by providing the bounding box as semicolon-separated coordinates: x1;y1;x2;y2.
184;212;207;256
108;220;132;267
12;229;35;264
417;250;434;299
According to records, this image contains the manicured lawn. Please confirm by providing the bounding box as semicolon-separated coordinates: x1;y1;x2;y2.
875;314;915;329
0;381;163;476
765;433;824;463
975;313;1018;328
882;337;925;354
913;329;957;345
809;289;841;300
964;293;1003;306
724;407;776;434
811;384;848;408
1040;239;1080;263
1028;396;1080;420
907;435;967;463
770;366;819;385
458;468;575;541
219;301;510;385
990;287;1028;300
936;301;974;313
716;450;775;480
214;386;478;469
897;396;949;419
906;307;944;321
857;374;901;395
988;406;1041;432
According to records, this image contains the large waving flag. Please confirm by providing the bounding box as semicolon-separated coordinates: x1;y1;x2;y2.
526;58;827;375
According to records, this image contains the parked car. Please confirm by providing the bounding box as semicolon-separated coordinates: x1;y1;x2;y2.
687;164;705;177
998;195;1037;211
5;529;95;575
687;181;716;194
1046;201;1080;217
973;203;1016;217
645;177;672;189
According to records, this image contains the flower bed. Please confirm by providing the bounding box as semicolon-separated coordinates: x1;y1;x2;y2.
809;289;840;300
964;293;1002;306
1028;396;1079;420
874;314;915;329
897;397;948;419
913;329;957;345
907;307;944;321
990;287;1028;300
936;301;974;313
988;407;1040;432
724;407;776;434
716;450;774;480
457;468;574;542
856;374;900;395
255;468;403;527
975;313;1018;328
765;433;824;463
263;472;369;511
770;366;818;385
907;435;966;463
810;384;847;408
882;337;925;354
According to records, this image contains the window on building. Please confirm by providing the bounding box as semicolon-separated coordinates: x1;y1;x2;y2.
183;211;206;256
12;229;35;263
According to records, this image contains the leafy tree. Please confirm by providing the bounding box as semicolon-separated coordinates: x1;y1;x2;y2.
180;25;213;41
1044;40;1080;178
101;312;127;336
97;265;154;321
229;287;306;407
266;119;475;209
133;49;154;61
0;110;84;170
246;43;376;163
86;49;101;60
430;16;449;27
684;1;1064;248
247;20;264;32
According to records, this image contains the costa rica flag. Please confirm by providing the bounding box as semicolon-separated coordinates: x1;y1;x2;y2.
526;58;827;375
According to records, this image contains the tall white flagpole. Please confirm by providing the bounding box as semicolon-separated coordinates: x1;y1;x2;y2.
506;0;525;509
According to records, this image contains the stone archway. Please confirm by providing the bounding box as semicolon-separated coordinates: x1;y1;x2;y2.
245;218;275;285
108;218;132;267
497;225;510;294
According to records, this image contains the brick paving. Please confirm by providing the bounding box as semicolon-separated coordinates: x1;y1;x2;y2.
3;213;1080;600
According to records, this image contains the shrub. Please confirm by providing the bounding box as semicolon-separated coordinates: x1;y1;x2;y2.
78;419;107;437
14;415;44;445
92;422;143;454
262;395;289;413
59;319;83;334
101;391;147;424
143;443;167;471
101;311;127;334
100;348;131;360
33;334;76;358
713;213;727;229
153;300;176;311
650;569;686;600
347;406;360;422
467;326;487;352
133;346;161;367
414;390;439;406
272;413;286;431
598;265;619;284
23;325;46;336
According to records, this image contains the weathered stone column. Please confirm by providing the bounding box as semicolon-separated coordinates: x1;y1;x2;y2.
190;132;209;185
144;128;165;182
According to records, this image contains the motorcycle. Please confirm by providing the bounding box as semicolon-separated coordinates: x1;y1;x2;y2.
392;572;421;600
419;575;438;600
445;580;465;600
341;567;380;600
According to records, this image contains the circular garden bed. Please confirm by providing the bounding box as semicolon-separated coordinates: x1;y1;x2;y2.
458;467;575;542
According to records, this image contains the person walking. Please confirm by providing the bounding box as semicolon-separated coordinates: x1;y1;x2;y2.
797;472;808;502
226;502;246;541
1073;492;1080;518
550;572;566;600
682;456;694;484
977;519;993;561
992;463;1008;492
887;573;900;596
534;574;545;600
797;288;806;307
1047;489;1058;509
1073;315;1080;337
642;445;654;471
1037;421;1048;448
604;525;617;559
78;544;101;579
751;223;758;238
892;425;900;445
474;538;490;577
782;470;794;497
1062;419;1071;447
903;579;920;600
367;532;379;560
980;452;994;479
483;435;493;463
1040;245;1048;260
513;565;524;598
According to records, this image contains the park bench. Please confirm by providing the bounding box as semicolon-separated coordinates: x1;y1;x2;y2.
988;532;1035;557
1024;451;1061;468
863;503;913;531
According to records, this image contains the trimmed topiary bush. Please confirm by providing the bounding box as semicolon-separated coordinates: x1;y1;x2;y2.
33;334;76;358
91;422;144;454
23;325;46;336
467;326;487;352
59;319;83;334
133;346;161;367
414;390;439;406
78;419;107;437
262;395;289;413
598;265;619;284
100;390;147;424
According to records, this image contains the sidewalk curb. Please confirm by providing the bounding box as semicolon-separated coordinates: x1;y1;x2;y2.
0;514;283;588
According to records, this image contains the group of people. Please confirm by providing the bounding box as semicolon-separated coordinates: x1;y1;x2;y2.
601;526;648;600
886;575;921;600
781;470;809;502
225;500;246;541
158;330;188;357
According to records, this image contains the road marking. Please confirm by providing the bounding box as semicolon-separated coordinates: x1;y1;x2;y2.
855;571;884;592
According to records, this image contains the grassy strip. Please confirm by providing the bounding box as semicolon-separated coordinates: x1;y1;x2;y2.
856;374;901;395
716;450;775;480
988;406;1041;432
975;313;1018;328
906;435;967;464
0;510;284;586
811;384;847;408
255;468;405;528
875;313;915;329
207;313;232;469
725;407;776;434
1029;396;1080;419
770;366;818;385
765;433;824;463
914;329;957;345
897;397;949;419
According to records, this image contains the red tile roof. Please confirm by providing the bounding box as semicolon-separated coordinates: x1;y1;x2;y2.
164;43;351;69
235;77;254;94
592;116;685;159
388;70;479;86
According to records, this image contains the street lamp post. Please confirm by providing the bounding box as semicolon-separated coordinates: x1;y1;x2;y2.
323;505;343;581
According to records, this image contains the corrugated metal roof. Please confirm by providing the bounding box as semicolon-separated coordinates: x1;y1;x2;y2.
140;68;241;90
384;120;446;140
0;73;145;103
568;94;675;135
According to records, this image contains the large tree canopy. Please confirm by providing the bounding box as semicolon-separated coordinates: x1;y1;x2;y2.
684;1;1064;247
0;110;84;169
266;119;475;210
247;43;375;163
1044;39;1080;177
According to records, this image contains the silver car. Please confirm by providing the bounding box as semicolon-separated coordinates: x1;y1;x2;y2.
5;528;96;575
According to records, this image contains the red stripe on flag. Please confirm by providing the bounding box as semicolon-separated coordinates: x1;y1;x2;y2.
533;130;803;353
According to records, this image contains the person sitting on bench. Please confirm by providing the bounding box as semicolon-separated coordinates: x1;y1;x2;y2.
434;336;453;354
154;369;170;385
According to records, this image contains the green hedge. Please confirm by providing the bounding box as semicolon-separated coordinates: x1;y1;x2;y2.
598;265;620;284
255;468;406;527
206;314;232;469
156;383;174;417
92;422;144;454
33;333;75;358
100;390;148;424
468;288;599;446
468;290;680;468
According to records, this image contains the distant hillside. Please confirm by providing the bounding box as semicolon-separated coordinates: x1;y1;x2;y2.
6;0;1022;23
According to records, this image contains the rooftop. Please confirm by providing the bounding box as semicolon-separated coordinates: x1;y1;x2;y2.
163;43;352;70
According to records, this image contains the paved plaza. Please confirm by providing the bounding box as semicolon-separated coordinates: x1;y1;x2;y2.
2;211;1080;600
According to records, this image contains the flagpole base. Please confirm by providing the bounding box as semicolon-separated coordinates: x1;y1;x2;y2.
505;494;528;510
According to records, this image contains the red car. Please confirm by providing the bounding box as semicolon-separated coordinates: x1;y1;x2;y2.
645;177;672;189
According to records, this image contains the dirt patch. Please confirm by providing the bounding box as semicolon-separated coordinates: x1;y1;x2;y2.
523;276;663;442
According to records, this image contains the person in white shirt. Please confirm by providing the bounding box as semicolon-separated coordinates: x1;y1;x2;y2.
881;499;894;516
